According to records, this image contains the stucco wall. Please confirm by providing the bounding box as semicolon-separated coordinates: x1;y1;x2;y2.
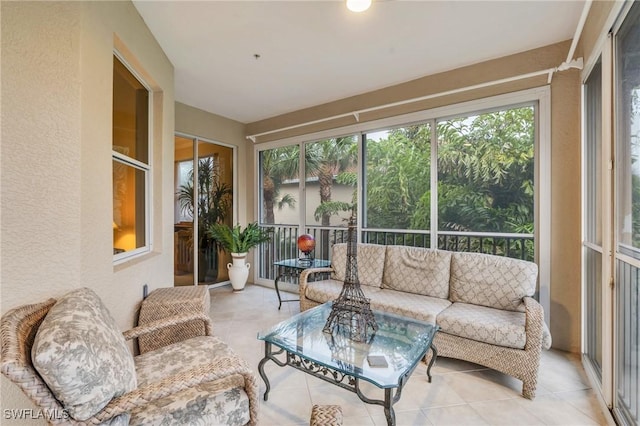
247;41;583;352
549;69;582;353
1;1;174;422
175;102;251;226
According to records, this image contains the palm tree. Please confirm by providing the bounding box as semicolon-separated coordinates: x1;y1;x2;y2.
305;137;357;258
261;146;300;224
306;136;357;227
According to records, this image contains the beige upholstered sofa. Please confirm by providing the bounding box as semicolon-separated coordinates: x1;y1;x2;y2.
299;243;552;399
1;288;258;425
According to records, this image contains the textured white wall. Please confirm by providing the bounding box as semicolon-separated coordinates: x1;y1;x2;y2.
1;2;174;423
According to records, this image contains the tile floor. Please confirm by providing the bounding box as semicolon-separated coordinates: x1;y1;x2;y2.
207;284;611;426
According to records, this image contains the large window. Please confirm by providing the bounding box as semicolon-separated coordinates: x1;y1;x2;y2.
112;55;150;261
258;92;543;279
615;2;640;423
359;106;535;258
365;125;431;232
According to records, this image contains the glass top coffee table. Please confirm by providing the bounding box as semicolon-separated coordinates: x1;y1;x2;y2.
257;303;439;426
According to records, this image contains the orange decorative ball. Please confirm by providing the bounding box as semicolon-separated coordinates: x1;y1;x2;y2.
297;234;316;254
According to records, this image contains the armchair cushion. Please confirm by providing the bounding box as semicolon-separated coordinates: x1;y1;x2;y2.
133;335;251;426
135;335;236;386
31;288;137;421
130;374;249;425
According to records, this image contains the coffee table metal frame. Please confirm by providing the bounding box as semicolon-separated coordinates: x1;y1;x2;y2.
257;303;438;426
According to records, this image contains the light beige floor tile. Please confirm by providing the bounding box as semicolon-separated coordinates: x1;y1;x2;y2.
343;415;376;426
538;350;591;393
442;370;519;402
555;389;612;425
431;356;487;374
469;399;547;425
371;413;431;426
423;404;490;425
258;362;308;393
388;373;467;411
537;369;591;394
258;385;312;425
470;368;526;396
369;409;431;426
370;414;392;426
514;393;601;425
308;382;371;418
204;284;609;426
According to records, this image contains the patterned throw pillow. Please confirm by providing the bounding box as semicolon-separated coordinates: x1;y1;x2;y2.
331;243;386;287
382;246;451;298
449;252;538;312
31;288;137;421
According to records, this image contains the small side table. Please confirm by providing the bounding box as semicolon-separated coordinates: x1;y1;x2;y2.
273;258;331;309
138;286;210;354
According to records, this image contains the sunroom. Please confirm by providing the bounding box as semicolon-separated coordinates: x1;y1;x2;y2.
1;1;638;425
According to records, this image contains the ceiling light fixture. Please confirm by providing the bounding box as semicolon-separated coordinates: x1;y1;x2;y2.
346;0;371;13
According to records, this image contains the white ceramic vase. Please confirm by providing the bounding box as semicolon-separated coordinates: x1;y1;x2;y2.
227;252;250;291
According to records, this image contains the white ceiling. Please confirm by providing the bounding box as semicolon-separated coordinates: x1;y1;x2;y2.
133;1;586;124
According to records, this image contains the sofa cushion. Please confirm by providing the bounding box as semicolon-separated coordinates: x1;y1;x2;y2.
331;243;386;287
31;288;137;421
305;279;347;304
382;246;451;298
450;252;537;312
437;302;527;349
133;336;250;426
304;279;384;305
369;288;451;324
304;281;450;324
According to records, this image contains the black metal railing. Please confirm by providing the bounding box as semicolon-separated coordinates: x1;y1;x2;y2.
258;225;534;280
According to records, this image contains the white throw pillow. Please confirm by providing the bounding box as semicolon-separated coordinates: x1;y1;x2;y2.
31;288;136;421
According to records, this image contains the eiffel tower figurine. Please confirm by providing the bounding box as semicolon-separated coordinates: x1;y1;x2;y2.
323;215;378;342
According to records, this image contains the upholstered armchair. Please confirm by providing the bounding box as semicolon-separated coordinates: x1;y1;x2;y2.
1;288;258;425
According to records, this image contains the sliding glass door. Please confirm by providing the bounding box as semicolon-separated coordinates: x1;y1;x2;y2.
614;3;640;423
174;135;234;286
583;58;604;382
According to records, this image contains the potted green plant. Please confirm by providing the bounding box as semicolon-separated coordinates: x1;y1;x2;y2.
207;222;272;291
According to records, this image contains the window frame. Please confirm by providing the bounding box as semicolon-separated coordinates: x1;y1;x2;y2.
582;56;604;383
112;52;153;264
254;87;551;321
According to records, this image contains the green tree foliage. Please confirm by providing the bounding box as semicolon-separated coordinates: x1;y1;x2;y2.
366;125;431;229
436;107;534;233
261;146;300;224
366;107;534;235
305;136;357;225
260;107;535;260
177;157;232;249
